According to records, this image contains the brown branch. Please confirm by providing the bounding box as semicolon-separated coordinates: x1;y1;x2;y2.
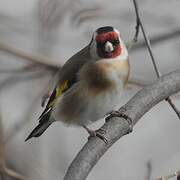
0;41;59;68
63;69;180;180
0;113;26;180
0;64;38;74
2;167;27;180
132;0;180;119
0;70;48;93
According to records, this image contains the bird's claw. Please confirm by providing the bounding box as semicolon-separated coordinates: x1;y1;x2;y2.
87;128;108;144
106;107;133;133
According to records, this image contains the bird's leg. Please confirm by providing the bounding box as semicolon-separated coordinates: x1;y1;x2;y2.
106;106;133;133
82;125;108;144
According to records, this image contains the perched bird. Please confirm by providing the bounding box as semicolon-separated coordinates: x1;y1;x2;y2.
25;26;130;142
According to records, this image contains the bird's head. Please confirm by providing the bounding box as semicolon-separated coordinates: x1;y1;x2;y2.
90;26;126;60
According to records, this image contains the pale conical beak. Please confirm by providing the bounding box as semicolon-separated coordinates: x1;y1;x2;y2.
104;41;114;53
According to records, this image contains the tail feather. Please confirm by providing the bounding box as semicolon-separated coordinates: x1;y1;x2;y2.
25;110;53;141
25;120;52;141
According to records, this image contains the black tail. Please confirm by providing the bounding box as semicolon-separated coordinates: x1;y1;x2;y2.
25;121;52;141
25;110;53;141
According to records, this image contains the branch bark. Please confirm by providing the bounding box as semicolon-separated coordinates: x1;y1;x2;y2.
63;69;180;180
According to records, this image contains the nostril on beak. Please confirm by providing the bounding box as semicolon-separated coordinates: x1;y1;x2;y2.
105;41;114;53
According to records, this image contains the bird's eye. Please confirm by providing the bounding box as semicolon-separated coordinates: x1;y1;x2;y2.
112;39;120;45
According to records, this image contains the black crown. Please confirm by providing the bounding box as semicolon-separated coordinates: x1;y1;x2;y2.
96;26;114;34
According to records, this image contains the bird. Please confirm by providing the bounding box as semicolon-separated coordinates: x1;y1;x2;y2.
25;26;130;143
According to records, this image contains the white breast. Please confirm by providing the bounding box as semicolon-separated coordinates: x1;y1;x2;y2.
52;70;125;127
79;78;124;125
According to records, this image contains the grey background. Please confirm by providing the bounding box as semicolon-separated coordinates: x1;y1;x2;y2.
0;0;180;179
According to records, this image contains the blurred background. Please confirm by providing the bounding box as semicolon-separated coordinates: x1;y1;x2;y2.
0;0;180;179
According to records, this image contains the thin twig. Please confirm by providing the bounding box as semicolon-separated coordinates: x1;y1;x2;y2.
132;29;180;51
165;97;180;119
132;0;140;43
0;64;38;74
0;70;48;93
127;0;140;51
2;167;27;180
145;161;152;180
132;0;180;119
132;0;160;77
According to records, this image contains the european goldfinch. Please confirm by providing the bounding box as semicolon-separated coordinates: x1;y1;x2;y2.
25;26;130;142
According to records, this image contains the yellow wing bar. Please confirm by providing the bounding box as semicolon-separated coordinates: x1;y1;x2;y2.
56;80;68;98
48;80;68;107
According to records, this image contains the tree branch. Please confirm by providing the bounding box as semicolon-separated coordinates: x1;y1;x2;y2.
127;0;140;51
132;0;161;77
0;64;37;74
0;41;59;68
63;69;180;180
132;0;180;119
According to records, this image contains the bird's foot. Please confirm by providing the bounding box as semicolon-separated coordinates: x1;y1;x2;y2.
83;126;108;144
106;106;133;133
